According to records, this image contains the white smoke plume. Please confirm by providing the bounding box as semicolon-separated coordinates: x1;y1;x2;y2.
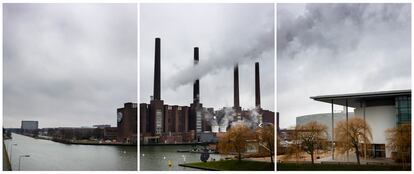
164;6;274;90
220;107;235;127
202;108;218;126
229;107;261;129
230;120;249;127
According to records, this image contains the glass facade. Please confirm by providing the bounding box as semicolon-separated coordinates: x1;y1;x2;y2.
367;144;386;158
395;96;411;124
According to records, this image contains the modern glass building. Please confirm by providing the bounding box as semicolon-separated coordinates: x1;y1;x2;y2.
311;89;411;159
396;95;411;124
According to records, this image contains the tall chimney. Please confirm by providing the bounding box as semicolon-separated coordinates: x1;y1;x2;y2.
255;62;261;108
193;47;200;104
153;38;161;100
234;64;240;108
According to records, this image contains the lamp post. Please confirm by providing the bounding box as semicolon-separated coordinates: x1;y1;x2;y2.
18;155;30;171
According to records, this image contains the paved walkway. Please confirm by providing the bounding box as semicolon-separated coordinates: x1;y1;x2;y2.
244;156;274;163
317;153;398;165
279;152;399;165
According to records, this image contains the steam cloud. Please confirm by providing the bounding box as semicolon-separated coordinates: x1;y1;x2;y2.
204;107;263;131
165;10;274;90
277;4;411;128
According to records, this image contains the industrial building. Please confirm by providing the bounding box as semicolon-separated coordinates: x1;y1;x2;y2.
117;102;138;144
9;103;135;144
140;38;274;144
40;101;137;144
311;89;411;159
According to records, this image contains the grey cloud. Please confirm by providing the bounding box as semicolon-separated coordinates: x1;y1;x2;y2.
277;4;411;128
165;26;274;89
4;4;137;128
140;3;274;111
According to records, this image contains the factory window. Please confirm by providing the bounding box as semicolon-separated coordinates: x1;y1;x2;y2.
156;110;163;134
396;96;411;124
196;111;202;132
168;106;172;110
178;107;182;110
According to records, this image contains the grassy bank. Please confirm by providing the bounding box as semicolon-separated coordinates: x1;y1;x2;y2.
277;163;411;171
179;160;274;171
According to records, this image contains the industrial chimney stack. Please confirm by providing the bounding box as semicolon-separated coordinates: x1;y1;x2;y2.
150;38;164;135
153;38;161;101
189;47;203;133
255;62;261;109
234;64;240;111
193;47;200;104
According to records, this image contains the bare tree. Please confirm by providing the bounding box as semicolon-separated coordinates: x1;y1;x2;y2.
335;117;372;165
217;124;254;161
282;127;302;163
296;121;328;164
256;124;275;164
386;124;411;168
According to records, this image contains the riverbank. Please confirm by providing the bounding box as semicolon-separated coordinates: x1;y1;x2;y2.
52;138;136;146
3;143;12;171
178;160;274;171
16;134;136;146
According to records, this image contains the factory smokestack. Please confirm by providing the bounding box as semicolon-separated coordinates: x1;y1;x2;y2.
255;62;261;108
234;64;240;109
153;38;161;100
193;47;200;104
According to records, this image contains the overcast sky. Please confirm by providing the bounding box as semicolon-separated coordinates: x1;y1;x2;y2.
4;4;137;128
140;4;274;112
277;4;411;128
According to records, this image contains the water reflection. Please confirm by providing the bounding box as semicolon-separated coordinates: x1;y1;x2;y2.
140;145;226;171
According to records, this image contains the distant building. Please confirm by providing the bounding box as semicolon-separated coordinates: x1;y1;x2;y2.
21;120;38;130
117;102;137;144
93;125;117;141
103;127;118;141
296;112;353;139
52;127;101;140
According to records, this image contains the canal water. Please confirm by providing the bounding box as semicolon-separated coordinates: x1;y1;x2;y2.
140;145;227;171
4;133;137;171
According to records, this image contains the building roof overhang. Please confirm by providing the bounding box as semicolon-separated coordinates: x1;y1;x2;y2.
310;89;411;108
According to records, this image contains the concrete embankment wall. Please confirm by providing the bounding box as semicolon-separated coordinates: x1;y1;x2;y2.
3;142;12;171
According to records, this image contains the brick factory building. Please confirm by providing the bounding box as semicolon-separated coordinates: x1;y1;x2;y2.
117;102;137;144
140;38;274;144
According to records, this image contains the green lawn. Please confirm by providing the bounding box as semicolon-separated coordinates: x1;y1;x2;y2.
179;160;274;171
277;163;411;171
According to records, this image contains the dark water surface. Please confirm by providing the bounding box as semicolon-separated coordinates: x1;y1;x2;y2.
140;145;227;171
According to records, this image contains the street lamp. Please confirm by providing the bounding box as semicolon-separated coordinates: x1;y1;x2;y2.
18;155;30;171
